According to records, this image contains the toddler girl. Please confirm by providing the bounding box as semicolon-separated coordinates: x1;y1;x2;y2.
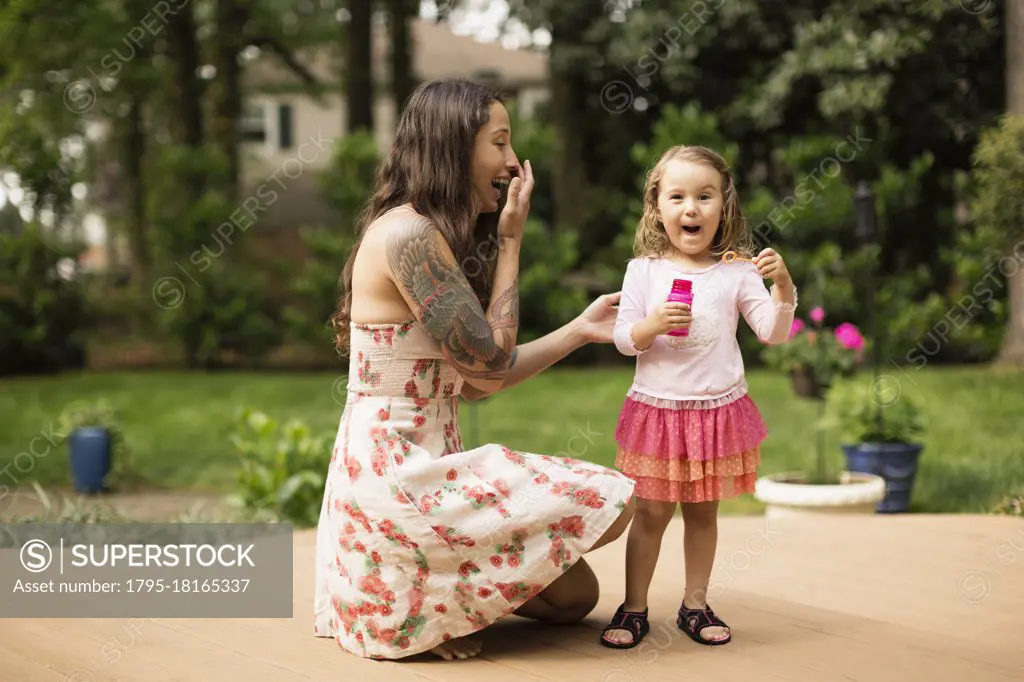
600;145;797;649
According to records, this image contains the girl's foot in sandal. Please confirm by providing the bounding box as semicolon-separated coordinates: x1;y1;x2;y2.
599;604;650;649
677;599;731;645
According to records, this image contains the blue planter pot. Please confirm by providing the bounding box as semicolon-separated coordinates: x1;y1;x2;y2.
68;427;112;494
842;442;923;513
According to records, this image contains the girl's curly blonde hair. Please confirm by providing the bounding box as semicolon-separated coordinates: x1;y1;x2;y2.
633;144;755;260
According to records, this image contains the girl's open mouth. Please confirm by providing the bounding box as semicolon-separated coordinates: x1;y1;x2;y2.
682;225;701;234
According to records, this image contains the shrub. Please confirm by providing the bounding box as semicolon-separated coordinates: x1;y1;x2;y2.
821;375;926;444
0;222;88;376
227;408;328;528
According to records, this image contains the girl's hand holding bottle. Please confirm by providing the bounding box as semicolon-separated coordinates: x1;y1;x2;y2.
629;302;692;351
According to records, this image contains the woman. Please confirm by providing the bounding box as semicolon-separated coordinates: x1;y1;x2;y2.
314;78;636;662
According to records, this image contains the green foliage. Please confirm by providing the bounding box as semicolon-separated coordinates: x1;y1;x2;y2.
157;262;285;369
991;491;1024;517
281;132;380;347
5;482;134;523
0;113;77;216
638;102;740;168
517;219;588;342
956;114;1024;287
821;375;926;445
318;130;380;231
142;145;285;367
505;99;556;227
57;398;123;446
226;408;329;528
0;223;88;376
284;226;355;347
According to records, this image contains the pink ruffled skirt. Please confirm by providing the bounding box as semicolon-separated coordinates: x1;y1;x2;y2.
614;388;767;503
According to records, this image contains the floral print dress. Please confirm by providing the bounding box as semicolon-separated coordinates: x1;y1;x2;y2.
314;321;636;659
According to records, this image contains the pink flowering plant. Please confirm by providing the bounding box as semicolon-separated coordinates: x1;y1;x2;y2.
761;306;867;390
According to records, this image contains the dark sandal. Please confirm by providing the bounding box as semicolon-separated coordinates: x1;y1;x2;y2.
676;602;732;645
599;604;650;649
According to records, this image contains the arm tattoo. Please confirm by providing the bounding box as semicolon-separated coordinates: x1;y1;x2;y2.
385;218;515;379
489;276;519;332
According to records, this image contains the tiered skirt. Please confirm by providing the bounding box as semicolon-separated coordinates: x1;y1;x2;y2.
613;388;767;503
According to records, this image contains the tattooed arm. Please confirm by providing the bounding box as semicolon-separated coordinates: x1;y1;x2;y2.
386;216;521;392
458;324;579;401
459;291;622;402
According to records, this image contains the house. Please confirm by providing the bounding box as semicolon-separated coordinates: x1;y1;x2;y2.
237;16;549;232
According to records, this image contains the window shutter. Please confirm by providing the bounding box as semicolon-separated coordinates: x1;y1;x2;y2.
278;103;293;150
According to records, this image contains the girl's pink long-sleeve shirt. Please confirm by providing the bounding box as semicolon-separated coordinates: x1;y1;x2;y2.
612;257;796;402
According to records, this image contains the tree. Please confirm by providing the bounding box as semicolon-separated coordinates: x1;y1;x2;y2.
387;0;417;113
997;0;1024;364
346;0;374;133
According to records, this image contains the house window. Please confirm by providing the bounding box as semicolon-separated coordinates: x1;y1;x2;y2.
240;102;266;142
278;103;293;150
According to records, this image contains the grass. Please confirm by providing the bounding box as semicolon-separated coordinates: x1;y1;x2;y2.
1;365;1022;515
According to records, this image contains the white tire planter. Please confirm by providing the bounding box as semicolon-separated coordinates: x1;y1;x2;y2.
754;471;886;520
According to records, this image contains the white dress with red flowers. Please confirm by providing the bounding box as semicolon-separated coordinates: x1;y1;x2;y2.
313;321;635;659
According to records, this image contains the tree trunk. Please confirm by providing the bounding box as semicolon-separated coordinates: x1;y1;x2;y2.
998;0;1024;364
166;2;206;211
124;97;149;286
548;46;588;234
167;4;205;150
212;0;247;206
346;0;374;133
388;0;416;114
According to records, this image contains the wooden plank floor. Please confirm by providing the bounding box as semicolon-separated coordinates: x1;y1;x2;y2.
2;514;1022;681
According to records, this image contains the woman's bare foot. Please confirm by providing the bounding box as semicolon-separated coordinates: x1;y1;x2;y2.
430;636;482;661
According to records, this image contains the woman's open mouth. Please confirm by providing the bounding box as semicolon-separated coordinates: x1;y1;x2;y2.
491;178;510;201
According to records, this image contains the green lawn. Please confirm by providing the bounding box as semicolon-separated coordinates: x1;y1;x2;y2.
1;365;1022;514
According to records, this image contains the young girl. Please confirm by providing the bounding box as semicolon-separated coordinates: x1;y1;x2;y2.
600;145;797;649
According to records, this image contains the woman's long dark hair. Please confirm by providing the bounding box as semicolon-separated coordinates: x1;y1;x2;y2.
330;78;505;354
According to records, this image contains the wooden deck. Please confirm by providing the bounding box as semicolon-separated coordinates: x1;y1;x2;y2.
2;513;1022;681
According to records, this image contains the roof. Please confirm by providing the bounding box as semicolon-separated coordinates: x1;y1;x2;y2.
244;17;548;92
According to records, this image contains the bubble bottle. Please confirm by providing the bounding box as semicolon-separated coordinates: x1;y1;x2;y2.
666;278;693;337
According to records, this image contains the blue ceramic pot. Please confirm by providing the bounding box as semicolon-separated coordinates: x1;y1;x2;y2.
842;442;923;513
68;427;112;494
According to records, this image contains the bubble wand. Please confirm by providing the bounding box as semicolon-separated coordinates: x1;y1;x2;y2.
722;251;756;264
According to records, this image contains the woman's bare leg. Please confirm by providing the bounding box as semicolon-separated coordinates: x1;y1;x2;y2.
514;499;634;623
589;497;635;552
514;556;600;623
432;499;634;657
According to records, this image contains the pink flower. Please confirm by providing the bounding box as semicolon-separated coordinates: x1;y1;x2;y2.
834;322;865;352
789;319;805;338
809;307;826;324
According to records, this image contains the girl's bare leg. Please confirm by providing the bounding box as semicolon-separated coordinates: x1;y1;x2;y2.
601;497;676;645
680;500;729;642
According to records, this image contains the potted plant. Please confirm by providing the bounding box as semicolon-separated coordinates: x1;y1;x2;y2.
57;399;124;495
762;306;865;399
753;414;887;520
754;284;887;517
821;375;927;513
